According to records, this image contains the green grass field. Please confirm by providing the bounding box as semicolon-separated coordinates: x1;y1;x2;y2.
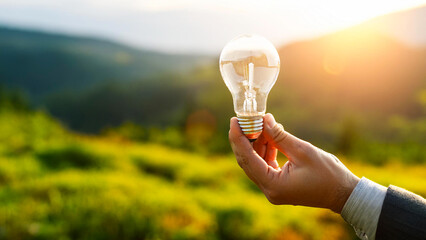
0;110;425;240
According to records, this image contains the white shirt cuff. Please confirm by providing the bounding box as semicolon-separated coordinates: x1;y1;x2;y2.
341;177;387;240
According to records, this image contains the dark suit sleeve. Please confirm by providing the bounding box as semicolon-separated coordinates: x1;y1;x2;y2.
376;185;426;240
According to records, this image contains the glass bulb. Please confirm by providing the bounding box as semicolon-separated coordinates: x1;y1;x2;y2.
220;34;280;141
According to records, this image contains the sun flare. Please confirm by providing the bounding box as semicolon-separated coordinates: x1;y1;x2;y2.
315;0;426;30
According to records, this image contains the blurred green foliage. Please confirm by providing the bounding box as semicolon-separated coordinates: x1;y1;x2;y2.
0;92;425;240
36;144;111;170
0;108;339;240
0;86;29;112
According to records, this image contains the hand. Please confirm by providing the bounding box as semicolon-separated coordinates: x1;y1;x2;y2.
229;113;360;213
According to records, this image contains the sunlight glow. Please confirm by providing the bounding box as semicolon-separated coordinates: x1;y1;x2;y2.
297;0;426;31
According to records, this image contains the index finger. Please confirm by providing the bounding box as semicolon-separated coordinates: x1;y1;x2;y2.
229;117;272;185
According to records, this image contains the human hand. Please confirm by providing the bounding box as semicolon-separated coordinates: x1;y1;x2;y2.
229;113;360;213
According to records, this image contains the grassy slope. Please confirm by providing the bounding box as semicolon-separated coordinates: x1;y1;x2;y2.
0;111;425;240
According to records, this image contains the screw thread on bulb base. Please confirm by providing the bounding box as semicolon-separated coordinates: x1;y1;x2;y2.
237;115;263;141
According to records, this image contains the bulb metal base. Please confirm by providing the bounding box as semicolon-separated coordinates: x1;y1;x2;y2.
237;115;263;141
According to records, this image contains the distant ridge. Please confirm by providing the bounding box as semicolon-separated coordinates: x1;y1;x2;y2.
0;25;212;100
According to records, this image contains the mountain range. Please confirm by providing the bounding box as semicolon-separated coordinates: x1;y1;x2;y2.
0;6;425;151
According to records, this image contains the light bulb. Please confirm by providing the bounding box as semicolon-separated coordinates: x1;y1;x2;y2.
220;34;280;141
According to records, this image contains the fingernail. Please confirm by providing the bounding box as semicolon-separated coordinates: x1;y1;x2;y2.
266;113;276;128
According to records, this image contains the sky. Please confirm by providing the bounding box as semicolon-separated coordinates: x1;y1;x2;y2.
0;0;425;54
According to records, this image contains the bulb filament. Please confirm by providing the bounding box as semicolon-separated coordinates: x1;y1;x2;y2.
243;62;257;113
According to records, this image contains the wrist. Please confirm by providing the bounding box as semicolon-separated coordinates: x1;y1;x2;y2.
331;174;360;213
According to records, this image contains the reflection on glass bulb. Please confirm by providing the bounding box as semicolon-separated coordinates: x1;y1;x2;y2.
220;34;280;141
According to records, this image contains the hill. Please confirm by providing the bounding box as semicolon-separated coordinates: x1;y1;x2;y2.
275;23;426;123
271;11;426;139
0;26;212;101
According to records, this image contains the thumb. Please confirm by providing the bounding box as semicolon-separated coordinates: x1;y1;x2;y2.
262;113;311;160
